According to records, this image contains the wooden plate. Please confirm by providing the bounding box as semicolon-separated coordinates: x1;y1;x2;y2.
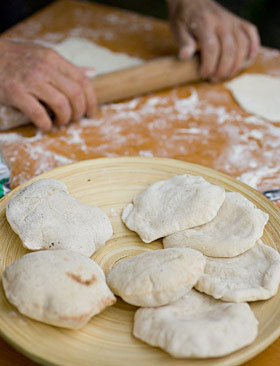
0;157;279;366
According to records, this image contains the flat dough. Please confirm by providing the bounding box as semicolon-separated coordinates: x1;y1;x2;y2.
122;174;225;243
133;290;258;358
6;178;113;256
2;250;116;329
195;241;280;302
52;37;143;75
163;191;268;257
107;248;205;307
225;73;280;122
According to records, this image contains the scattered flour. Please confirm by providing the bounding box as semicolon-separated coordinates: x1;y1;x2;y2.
0;85;279;194
109;208;118;217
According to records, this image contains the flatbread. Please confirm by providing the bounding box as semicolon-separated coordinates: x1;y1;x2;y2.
6;178;113;256
195;241;280;302
225;73;280;122
107;248;205;307
163;191;268;257
2;250;116;329
133;290;258;358
122;174;225;243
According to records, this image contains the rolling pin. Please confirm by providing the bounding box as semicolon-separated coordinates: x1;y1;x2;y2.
0;55;200;130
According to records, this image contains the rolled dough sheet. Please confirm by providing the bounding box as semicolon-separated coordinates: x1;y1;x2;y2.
52;37;143;75
225;74;280;122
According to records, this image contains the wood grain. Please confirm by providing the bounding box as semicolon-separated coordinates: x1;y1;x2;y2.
0;157;279;366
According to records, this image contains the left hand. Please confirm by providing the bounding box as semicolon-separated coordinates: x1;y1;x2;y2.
167;0;260;80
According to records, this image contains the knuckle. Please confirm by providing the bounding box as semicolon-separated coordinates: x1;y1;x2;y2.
199;12;213;25
30;107;45;120
248;23;258;34
70;85;83;100
54;95;68;110
5;80;21;96
202;37;219;54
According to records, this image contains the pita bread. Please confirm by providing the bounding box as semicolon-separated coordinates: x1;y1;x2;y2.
195;241;280;302
163;192;268;257
133;290;258;358
107;248;205;307
6;178;113;256
122;174;225;243
2;250;116;329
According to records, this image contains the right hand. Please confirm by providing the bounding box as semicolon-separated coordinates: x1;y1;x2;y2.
0;39;97;131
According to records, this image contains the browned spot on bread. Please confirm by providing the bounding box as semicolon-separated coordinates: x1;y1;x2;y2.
33;303;41;310
66;272;96;286
100;295;117;310
59;311;92;324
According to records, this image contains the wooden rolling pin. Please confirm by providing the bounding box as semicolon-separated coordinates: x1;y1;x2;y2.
0;55;200;130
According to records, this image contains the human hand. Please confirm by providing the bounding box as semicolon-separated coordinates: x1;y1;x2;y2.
0;39;96;131
167;0;260;80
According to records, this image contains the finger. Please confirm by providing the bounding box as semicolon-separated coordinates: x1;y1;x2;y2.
231;28;249;75
32;83;72;126
193;29;220;79
83;78;97;118
171;20;196;60
51;56;97;117
11;90;52;131
241;22;260;59
49;71;87;121
214;28;236;80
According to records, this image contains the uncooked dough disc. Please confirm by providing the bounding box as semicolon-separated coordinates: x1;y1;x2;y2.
225;73;280;122
52;37;143;75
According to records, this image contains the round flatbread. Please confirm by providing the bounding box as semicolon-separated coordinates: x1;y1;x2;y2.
107;248;206;307
133;290;258;358
122;174;225;243
195;241;280;302
6;178;113;256
2;250;116;329
163;191;268;257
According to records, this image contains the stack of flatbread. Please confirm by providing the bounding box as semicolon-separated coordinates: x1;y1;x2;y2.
3;179;116;329
2;174;280;360
118;174;280;358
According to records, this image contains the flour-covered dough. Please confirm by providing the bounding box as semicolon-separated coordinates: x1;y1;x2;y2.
195;241;280;302
52;37;143;75
133;290;258;358
226;73;280;122
163;192;268;257
122;174;225;243
6;178;113;256
2;250;116;329
107;248;205;307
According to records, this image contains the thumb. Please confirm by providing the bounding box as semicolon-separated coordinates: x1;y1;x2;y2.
171;20;196;60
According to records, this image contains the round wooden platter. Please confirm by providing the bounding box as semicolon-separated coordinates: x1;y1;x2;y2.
0;157;279;366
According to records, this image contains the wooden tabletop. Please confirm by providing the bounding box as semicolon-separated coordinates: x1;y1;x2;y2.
0;1;279;365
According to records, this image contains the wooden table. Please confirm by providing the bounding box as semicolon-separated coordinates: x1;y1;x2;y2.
0;1;279;365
